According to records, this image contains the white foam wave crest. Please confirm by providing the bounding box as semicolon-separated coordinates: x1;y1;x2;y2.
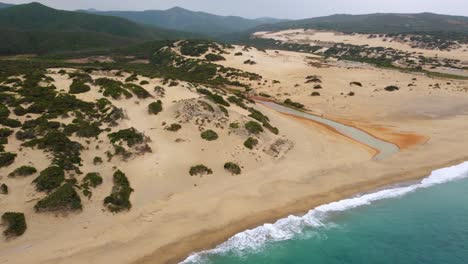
181;161;468;263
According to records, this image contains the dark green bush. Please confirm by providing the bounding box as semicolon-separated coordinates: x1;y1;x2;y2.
189;165;213;176
230;122;240;129
0;103;10;119
95;78;132;99
284;99;304;109
166;123;182;132
125;74;138;82
33;166;65;192
148;100;163;115
234;52;243;56
311;92;320;96
93;156;103;165
82;172;103;188
384;85;399;91
244;137;259;149
108;127;144;147
0;183;7;194
35;183;82;212
245;121;263;134
205;53;226;61
140;80;149;85
0;152;16;168
201;130;218;141
2;212;26;237
224;162;241;175
9;166;37;177
104;170;133;212
0;128;13;137
124;83;151;99
0;118;21;128
69;80;91;94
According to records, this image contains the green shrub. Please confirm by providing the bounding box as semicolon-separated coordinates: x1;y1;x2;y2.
166;123;182;132
93;156;103;165
64;119;101;138
148;100;163;115
108;128;144;147
230;122;240;129
205;53;226;61
201;130;218;141
0;128;13;137
35;183;82;212
124;83;151;99
0;183;8;194
125;74;138;82
244;137;259;149
311;92;320;96
197;89;230;107
0;152;16;168
2;212;26;237
245;121;263;134
9;166;37;177
284;98;304;109
33;166;65;192
13;106;27;116
140;80;149;85
234;52;243;56
82;172;103;188
69;80;91;94
189;165;213;176
104;170;133;212
228;96;247;109
95;78;132;99
0;118;21;128
0;103;10;119
224;162;241;175
384;85;399;91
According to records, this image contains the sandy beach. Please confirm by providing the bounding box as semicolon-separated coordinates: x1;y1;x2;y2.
1;44;468;264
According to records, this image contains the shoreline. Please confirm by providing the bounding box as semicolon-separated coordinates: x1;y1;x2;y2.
134;156;468;264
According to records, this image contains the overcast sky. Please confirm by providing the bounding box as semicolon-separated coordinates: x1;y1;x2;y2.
6;0;468;19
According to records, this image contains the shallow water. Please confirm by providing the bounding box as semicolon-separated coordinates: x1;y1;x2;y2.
258;101;399;160
182;162;468;264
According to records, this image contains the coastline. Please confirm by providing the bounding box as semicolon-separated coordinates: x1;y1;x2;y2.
135;156;468;264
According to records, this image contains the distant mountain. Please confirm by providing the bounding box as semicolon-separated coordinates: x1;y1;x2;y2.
254;13;468;35
84;7;288;36
0;2;195;54
0;2;13;9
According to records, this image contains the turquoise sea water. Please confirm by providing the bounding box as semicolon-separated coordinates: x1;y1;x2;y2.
183;162;468;264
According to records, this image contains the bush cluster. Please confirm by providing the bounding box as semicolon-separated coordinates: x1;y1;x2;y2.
205;53;226;61
224;162;241;175
166;123;182;132
0;152;16;168
108;127;145;147
2;212;26;237
35;183;82;212
201;130;219;141
33;166;65;192
245;121;263;135
284;99;304;109
189;165;213;176
9;166;37;177
82;172;103;188
104;170;134;212
244;137;259;149
148;100;163;115
69;79;91;94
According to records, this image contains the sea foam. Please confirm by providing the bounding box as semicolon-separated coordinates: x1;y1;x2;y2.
181;161;468;263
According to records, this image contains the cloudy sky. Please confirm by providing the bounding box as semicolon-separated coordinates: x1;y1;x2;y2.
6;0;468;19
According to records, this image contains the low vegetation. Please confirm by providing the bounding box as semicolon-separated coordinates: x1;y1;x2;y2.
104;170;133;212
384;85;400;91
0;183;8;194
69;80;91;94
189;165;213;176
2;212;26;237
244;137;259;149
165;123;182;132
108;128;145;147
9;166;37;177
148;100;163;115
245;121;264;134
0;152;16;167
224;162;241;175
284;98;304;109
205;53;226;61
82;172;103;188
35;183;82;212
33;166;65;192
201;130;219;141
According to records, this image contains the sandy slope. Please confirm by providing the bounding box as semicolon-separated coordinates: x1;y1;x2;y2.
1;44;468;264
